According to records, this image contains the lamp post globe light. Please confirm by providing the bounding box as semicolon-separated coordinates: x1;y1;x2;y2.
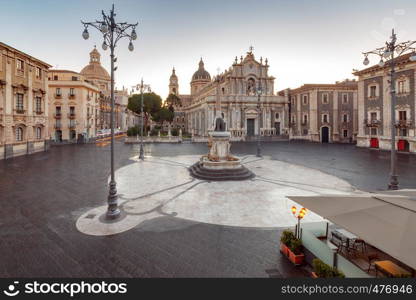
291;206;307;239
361;29;416;190
132;79;151;160
256;86;262;157
82;5;138;220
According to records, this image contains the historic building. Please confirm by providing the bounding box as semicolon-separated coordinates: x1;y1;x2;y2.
168;49;289;140
0;42;51;159
80;47;111;130
288;80;358;143
115;87;138;131
354;52;416;152
48;70;100;142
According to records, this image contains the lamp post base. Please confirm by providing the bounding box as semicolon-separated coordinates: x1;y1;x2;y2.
139;144;144;160
256;143;262;158
388;175;399;190
106;180;121;220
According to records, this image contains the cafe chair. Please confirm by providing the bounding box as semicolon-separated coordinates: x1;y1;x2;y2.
367;253;379;273
354;238;367;253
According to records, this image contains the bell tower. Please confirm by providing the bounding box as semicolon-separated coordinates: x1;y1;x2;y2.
169;67;179;95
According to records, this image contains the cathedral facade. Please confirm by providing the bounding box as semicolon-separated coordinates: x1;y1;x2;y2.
169;49;290;140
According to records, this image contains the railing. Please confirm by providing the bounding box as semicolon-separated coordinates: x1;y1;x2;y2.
68;123;76;129
395;120;412;128
54;93;62;99
364;119;381;127
54;112;62;118
68;113;76;119
54;124;62;129
68;93;76;99
35;110;43;115
15;109;25;114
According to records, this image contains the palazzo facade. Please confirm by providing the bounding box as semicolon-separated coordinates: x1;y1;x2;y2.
0;42;51;159
169;49;289;140
354;52;416;152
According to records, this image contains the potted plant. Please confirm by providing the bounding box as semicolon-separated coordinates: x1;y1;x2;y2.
287;238;305;265
280;230;295;256
280;230;305;265
312;259;345;278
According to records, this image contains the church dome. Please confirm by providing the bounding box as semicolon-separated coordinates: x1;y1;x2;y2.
192;58;211;81
80;47;110;81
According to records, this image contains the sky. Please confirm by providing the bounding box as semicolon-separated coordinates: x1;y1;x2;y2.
1;0;416;99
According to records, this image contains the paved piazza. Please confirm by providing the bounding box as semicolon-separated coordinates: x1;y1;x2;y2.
77;155;355;236
1;141;416;277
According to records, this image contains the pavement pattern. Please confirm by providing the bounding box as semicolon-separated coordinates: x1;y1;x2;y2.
1;141;415;277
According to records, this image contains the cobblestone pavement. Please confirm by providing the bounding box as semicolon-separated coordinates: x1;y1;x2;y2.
0;141;415;277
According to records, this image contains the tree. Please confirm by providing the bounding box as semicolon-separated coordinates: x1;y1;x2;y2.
153;106;174;126
127;92;163;132
166;93;182;108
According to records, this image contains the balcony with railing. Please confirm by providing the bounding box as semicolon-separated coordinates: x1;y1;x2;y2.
395;120;412;128
68;123;76;129
364;119;381;127
54;112;62;119
54;93;62;99
35;110;43;115
54;123;62;129
14;108;25;114
68;93;76;99
68;112;76;119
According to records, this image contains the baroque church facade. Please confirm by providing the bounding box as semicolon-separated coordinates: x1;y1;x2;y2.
169;49;290;140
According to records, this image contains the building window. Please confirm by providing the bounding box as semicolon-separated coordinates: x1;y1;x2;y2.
398;81;405;94
369;85;377;97
16;59;24;71
15;127;23;141
343;130;348;138
399;111;407;121
303;114;308;124
303;129;308;135
35;67;41;79
70;88;75;96
342;93;348;104
291;96;296;107
56;88;61;96
370;112;377;121
400;128;408;137
342;114;348;122
322;93;329;104
53;75;58;81
370;128;377;135
36;127;42;139
35;97;42;113
275;113;280;119
16;93;24;111
302;95;308;105
71;76;78;81
322;114;329;123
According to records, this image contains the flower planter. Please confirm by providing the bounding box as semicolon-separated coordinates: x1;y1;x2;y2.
280;242;288;256
287;248;305;265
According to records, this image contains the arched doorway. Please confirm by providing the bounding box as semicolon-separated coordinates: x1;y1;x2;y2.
55;130;62;142
321;126;329;143
70;130;76;142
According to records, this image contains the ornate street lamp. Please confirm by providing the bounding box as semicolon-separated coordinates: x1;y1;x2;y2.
291;205;307;239
82;4;138;219
362;29;416;190
132;79;151;160
256;86;262;157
